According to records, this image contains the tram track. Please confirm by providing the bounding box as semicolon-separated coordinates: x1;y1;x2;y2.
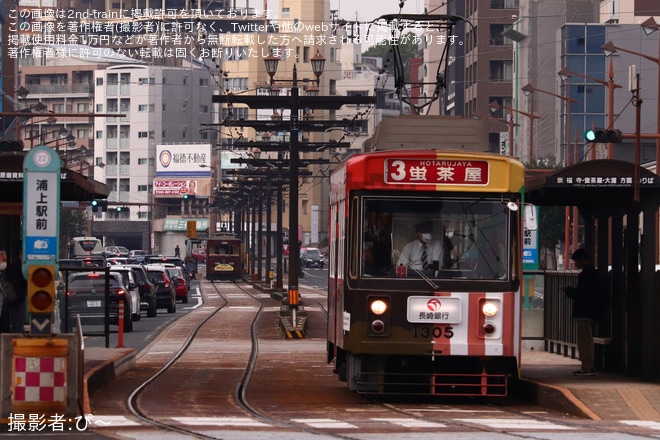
115;280;351;440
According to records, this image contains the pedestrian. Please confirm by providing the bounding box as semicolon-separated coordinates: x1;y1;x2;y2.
563;248;602;376
6;243;27;334
396;221;442;273
0;250;18;333
175;244;181;258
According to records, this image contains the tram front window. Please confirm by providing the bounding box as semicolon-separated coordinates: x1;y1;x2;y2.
360;196;513;281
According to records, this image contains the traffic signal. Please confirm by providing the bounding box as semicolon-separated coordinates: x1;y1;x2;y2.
585;128;623;143
91;200;99;212
27;265;56;314
0;139;24;152
183;193;189;200
100;200;108;212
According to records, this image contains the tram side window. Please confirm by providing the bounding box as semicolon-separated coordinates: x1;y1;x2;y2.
362;209;393;276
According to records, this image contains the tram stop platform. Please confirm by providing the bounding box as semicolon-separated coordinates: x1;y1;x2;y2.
79;281;660;422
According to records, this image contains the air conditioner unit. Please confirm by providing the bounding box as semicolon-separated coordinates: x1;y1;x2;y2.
605;15;619;24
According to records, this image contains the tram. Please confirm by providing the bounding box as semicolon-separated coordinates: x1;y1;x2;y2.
205;234;246;282
327;150;525;396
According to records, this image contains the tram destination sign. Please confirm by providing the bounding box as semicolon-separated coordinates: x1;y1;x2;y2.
385;159;489;185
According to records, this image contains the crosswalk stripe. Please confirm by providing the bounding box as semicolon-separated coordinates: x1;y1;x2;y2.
371;418;446;428
620;421;660;430
172;417;269;427
456;418;575;430
292;418;357;429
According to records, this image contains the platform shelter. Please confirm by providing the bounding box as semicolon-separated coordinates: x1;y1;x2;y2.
526;159;660;381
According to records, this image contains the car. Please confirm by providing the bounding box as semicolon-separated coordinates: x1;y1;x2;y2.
165;266;189;303
191;247;206;263
301;247;325;268
62;271;133;333
110;266;143;321
107;257;130;266
128;249;147;263
103;246;130;258
121;264;157;317
144;265;177;314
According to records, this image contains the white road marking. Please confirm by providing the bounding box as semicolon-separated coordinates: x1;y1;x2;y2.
172;416;269;427
456;418;575;430
620;421;660;430
292;418;357;429
371;418;447;428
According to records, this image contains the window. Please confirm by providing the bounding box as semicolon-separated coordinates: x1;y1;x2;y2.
77;103;89;112
199;105;209;113
490;24;509;45
220;106;248;120
282;7;290;18
77;129;89;139
50;74;67;84
52;103;64;112
491;0;519;8
488;96;513;118
199;78;209;86
303;46;310;63
96;104;103;112
96;130;103;139
107;126;118;139
138;184;153;192
138;158;153;165
138;104;155;112
223;77;248;91
490;60;512;82
138;77;155;85
359;197;512;280
96;77;103;86
138;131;155;138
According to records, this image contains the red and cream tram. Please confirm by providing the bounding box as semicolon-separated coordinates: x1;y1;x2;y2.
327;150;525;396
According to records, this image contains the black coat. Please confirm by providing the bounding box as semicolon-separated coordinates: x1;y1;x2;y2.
565;264;602;320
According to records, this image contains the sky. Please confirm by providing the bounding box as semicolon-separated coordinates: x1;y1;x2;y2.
330;0;424;23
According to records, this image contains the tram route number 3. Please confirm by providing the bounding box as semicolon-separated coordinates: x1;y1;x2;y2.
413;326;454;339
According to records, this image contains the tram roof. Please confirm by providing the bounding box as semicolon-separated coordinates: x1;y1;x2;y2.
525;159;660;206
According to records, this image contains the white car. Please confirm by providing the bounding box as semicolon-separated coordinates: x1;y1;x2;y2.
109;266;142;322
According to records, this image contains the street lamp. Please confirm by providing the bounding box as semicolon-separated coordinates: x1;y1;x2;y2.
558;61;623;159
521;82;579;165
601;34;660;168
263;49;326;312
489;100;541;162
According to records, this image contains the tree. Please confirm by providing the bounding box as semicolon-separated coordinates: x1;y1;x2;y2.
59;207;88;258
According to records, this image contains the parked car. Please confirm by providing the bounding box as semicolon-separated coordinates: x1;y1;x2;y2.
191;247;206;263
103;246;130;258
144;265;176;313
63;271;133;332
165;266;189;303
301;247;325;268
121;264;157;317
110;266;143;321
128;249;147;263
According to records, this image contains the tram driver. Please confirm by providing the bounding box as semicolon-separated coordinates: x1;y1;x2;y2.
395;221;443;275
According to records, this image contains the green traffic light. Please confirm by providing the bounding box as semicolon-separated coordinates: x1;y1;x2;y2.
91;200;98;206
116;206;122;212
585;129;597;142
183;194;189;199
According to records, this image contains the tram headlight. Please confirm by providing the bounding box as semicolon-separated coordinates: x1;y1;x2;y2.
482;302;498;317
370;299;388;315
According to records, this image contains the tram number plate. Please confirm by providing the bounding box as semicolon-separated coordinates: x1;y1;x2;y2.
87;300;101;308
407;296;461;324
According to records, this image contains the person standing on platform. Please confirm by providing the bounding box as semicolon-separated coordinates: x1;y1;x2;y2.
564;248;601;376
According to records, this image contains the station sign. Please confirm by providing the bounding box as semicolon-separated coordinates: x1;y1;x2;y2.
23;145;61;263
